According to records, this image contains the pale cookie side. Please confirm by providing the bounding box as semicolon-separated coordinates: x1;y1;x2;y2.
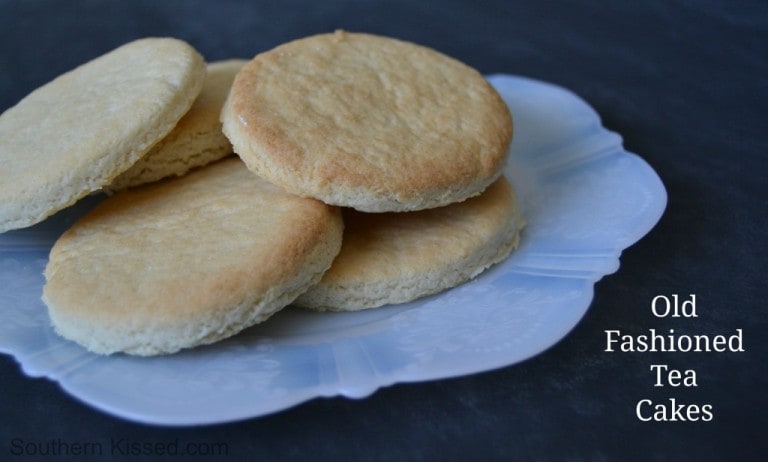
295;176;524;311
109;59;248;190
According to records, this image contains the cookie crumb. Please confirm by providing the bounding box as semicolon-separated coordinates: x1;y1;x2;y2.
333;29;347;42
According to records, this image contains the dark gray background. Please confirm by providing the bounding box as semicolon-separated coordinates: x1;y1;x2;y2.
1;1;766;460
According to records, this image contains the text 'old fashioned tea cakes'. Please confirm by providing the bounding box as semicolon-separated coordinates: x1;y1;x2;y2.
222;31;513;212
0;38;206;232
295;176;524;311
42;158;344;356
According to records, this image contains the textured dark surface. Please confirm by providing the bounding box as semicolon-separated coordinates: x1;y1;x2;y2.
1;1;766;460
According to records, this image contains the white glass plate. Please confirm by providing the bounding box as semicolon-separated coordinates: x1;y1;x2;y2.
0;75;666;425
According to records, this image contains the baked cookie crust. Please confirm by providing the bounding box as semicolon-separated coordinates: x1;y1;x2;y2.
43;158;343;356
222;31;512;212
295;176;524;311
0;38;206;232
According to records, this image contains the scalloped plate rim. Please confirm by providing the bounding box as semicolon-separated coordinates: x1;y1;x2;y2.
0;73;667;425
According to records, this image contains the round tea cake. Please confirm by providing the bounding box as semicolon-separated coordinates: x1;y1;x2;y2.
43;158;344;356
222;31;512;212
0;37;206;232
294;176;524;311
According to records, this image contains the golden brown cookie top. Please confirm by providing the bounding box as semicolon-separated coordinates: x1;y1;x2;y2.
222;31;512;212
43;158;343;355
